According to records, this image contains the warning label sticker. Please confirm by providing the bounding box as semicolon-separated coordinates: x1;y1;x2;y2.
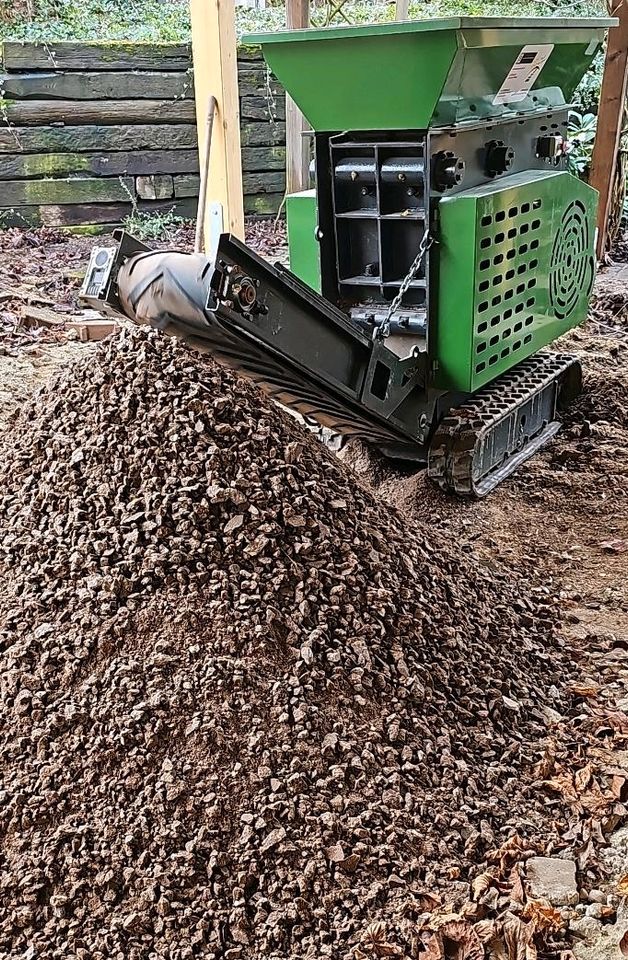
493;44;554;105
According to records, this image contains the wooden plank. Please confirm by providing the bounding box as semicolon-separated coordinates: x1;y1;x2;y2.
240;97;286;121
0;70;194;101
0;197;198;228
286;0;310;195
0;123;198;153
240;121;285;147
174;171;284;198
173;174;201;198
1;176;136;207
242;145;286;172
136;174;174;199
238;63;276;82
243;171;285;193
0;149;200;179
191;0;244;243
0;41;191;72
237;45;263;63
238;79;283;99
3;99;196;126
244;192;284;215
590;4;628;259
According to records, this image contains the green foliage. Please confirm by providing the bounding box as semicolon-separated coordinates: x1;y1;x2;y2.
567;110;597;178
123;208;189;241
571;51;603;115
2;0;610;44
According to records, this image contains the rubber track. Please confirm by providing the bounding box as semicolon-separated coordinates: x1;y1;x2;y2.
427;353;582;498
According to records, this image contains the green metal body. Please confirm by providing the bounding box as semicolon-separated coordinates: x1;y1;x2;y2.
286;190;321;293
262;17;608;411
246;18;611;131
435;170;597;392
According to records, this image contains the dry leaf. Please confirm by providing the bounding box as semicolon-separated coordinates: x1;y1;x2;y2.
522;898;563;932
471;870;497;902
417;917;484;960
612;775;627;801
575;763;592;793
357;922;402;958
502;913;537;960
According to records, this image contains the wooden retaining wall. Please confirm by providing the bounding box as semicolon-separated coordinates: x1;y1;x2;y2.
0;41;286;230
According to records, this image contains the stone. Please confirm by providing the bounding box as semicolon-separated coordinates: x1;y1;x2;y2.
526;857;579;906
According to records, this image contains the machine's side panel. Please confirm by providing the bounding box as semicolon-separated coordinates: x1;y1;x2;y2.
432;196;477;393
286;190;321;293
434;169;597;392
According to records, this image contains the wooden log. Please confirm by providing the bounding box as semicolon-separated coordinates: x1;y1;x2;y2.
237;45;263;63
240;121;285;147
3;99;196;126
0;70;194;101
0;197;198;228
243;171;285;193
174;171;284;198
238;79;283;99
0;123;198;153
0;41;191;72
240;97;286;122
0;149;200;179
244;192;284;215
242;146;286;172
238;63;275;82
173;174;201;198
136;174;174;199
1;176;136;207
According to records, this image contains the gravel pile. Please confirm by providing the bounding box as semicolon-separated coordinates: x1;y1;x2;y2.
0;329;571;959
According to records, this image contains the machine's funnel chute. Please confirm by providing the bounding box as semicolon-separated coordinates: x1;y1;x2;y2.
245;17;612;130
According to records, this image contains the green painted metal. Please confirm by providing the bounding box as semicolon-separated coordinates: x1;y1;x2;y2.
286;189;321;293
245;18;613;131
434;170;597;393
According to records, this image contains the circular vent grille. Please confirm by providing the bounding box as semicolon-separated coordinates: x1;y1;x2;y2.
549;199;594;320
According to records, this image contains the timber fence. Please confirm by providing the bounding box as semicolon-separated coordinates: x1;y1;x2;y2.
0;40;285;231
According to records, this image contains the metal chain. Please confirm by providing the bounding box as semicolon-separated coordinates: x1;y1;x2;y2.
378;231;434;340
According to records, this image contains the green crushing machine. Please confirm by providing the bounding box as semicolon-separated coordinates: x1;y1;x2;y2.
81;16;614;496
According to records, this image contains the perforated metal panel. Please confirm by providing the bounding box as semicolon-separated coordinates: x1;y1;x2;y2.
435;170;597;393
549;199;595;320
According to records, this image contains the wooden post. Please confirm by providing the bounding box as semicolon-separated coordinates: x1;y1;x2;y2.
285;0;310;195
395;0;410;20
190;0;244;247
589;0;628;259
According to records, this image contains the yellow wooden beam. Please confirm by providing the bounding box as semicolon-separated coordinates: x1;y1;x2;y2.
190;0;244;249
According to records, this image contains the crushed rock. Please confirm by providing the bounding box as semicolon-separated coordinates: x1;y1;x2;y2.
0;326;594;958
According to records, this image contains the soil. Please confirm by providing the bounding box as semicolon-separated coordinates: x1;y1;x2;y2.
0;223;627;958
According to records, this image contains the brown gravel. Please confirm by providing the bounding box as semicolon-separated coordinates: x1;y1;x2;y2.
0;326;593;959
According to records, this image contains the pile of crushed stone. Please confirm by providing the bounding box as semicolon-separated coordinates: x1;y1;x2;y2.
0;329;578;959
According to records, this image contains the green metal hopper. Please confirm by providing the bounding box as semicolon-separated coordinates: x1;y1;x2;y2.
245;17;612;129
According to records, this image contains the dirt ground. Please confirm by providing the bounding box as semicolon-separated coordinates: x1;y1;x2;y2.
1;223;628;956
